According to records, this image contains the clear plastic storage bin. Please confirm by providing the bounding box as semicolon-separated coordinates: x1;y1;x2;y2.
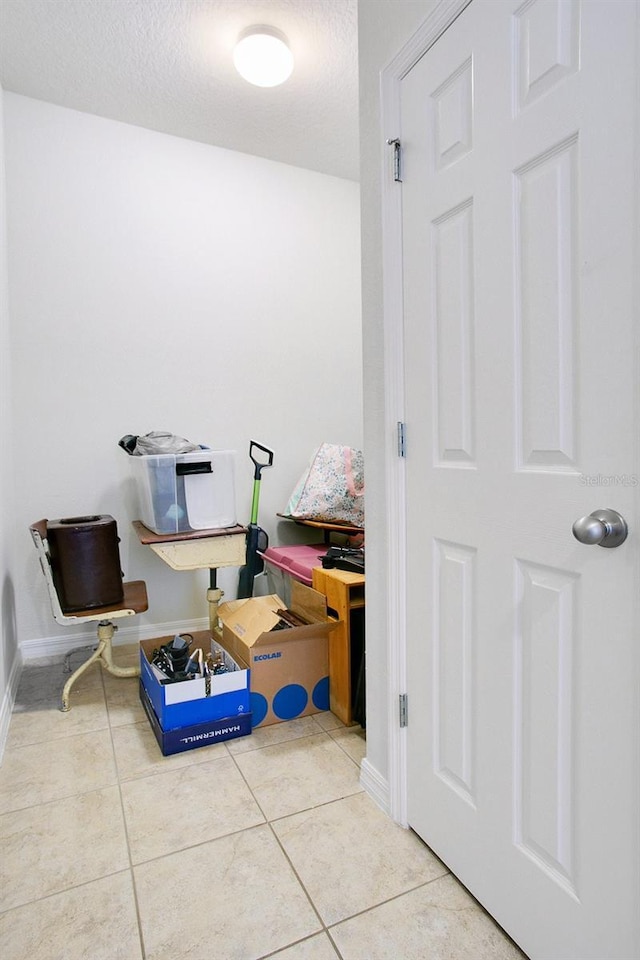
130;449;236;534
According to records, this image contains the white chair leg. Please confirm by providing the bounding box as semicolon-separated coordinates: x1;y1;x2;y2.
97;621;140;678
61;636;107;712
60;620;139;711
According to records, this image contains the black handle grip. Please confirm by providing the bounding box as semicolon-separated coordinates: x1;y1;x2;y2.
249;440;274;480
237;524;269;599
176;461;212;476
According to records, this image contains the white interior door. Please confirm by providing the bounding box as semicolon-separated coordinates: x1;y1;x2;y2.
400;2;640;958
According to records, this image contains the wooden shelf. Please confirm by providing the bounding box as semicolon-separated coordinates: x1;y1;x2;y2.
312;566;365;726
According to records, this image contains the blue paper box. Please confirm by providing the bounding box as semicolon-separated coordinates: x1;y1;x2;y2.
139;631;250;731
139;681;252;755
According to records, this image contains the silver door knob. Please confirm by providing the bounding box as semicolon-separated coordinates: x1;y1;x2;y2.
572;508;628;547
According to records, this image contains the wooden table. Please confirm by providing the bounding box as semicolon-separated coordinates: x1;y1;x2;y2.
132;521;246;570
133;521;247;633
311;566;365;726
277;513;364;544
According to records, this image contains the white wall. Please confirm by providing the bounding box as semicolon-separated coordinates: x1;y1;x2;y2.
0;86;19;754
358;0;437;801
4;93;362;654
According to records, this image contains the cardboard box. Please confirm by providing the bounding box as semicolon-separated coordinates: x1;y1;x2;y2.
218;581;336;728
139;681;252;756
139;631;250;731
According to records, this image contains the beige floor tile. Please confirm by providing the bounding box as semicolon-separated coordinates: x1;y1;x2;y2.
103;673;147;727
233;732;363;821
63;646;112;675
3;653;530;960
0;871;143;960
269;932;341;959
110;642;140;665
273;792;447;925
311;711;344;732
226;715;322;755
122;755;265;863
329;873;527;960
135;824;321;960
0;729;118;814
327;726;366;766
111;719;228;781
15;657;104;703
6;687;109;749
0;786;129;911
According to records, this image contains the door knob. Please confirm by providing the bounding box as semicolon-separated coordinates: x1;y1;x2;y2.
572;508;628;547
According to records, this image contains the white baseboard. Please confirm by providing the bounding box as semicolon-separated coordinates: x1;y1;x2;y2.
0;648;23;764
360;757;390;817
19;617;210;662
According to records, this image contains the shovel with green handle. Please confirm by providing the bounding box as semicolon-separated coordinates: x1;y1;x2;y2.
237;440;274;599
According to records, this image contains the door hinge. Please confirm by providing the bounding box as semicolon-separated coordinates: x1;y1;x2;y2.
397;421;406;458
399;693;408;727
386;138;402;182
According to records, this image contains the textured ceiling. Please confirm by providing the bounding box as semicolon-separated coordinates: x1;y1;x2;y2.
0;0;359;181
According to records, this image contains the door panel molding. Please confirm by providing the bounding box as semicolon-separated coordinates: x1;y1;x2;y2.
433;199;477;467
514;0;580;113
514;133;579;472
433;538;477;806
514;559;579;896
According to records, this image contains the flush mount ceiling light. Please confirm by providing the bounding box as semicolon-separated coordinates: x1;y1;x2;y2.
233;26;294;88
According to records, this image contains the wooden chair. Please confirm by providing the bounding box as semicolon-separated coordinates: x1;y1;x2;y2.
29;519;149;711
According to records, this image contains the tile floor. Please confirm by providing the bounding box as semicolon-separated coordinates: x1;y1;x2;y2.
0;644;526;960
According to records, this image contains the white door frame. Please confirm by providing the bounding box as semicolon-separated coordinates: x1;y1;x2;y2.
381;0;473;828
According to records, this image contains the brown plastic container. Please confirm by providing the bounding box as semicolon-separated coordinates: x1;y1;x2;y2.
46;515;124;612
